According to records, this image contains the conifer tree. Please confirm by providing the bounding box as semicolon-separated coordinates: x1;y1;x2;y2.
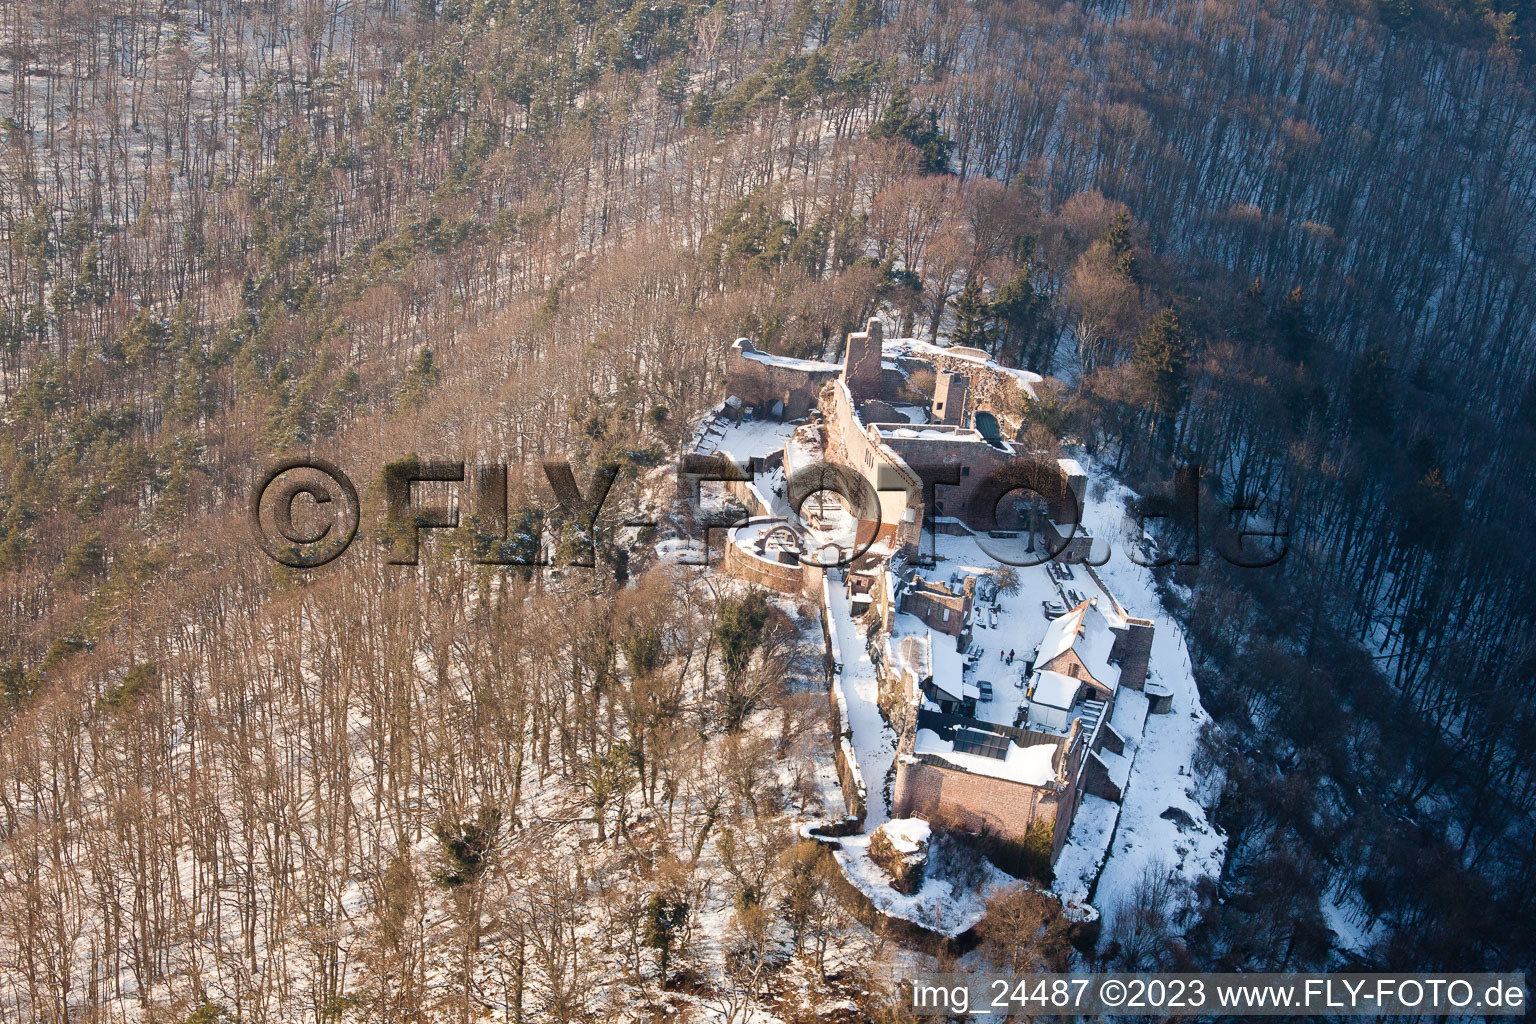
1132;307;1190;452
1271;286;1316;363
869;87;955;175
951;277;996;351
994;266;1051;368
1100;208;1138;282
1348;344;1395;434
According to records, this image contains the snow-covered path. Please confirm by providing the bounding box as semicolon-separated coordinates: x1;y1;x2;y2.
827;569;897;829
823;570;1010;936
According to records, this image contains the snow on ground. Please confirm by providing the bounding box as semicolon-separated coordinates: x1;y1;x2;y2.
1321;884;1386;954
827;509;1225;933
654;536;706;562
824;569;1013;936
1052;795;1121;908
827;569;896;830
1064;458;1227;923
692;413;799;462
904;531;1159;913
880;818;931;854
835;827;1014;938
848;462;1225;922
918;534;1073;730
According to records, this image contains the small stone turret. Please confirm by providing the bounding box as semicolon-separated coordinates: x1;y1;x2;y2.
933;370;969;425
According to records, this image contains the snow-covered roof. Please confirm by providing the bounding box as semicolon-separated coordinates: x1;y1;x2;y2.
1036;600;1120;688
913;728;1060;787
1075;607;1120;683
1029;669;1080;710
1036;602;1085;666
927;624;968;685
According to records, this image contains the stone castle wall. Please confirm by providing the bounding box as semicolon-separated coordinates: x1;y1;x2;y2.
875;434;1016;523
721;537;825;599
819;381;924;551
892;757;1061;846
903;577;974;638
725;338;841;419
843;318;885;400
1108;618;1155;691
901;346;1032;438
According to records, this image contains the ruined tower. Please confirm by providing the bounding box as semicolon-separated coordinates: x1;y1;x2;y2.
842;317;884;402
932;370;969;426
1048;457;1088;524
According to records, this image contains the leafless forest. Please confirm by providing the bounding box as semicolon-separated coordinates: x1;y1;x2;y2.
0;0;1533;1018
